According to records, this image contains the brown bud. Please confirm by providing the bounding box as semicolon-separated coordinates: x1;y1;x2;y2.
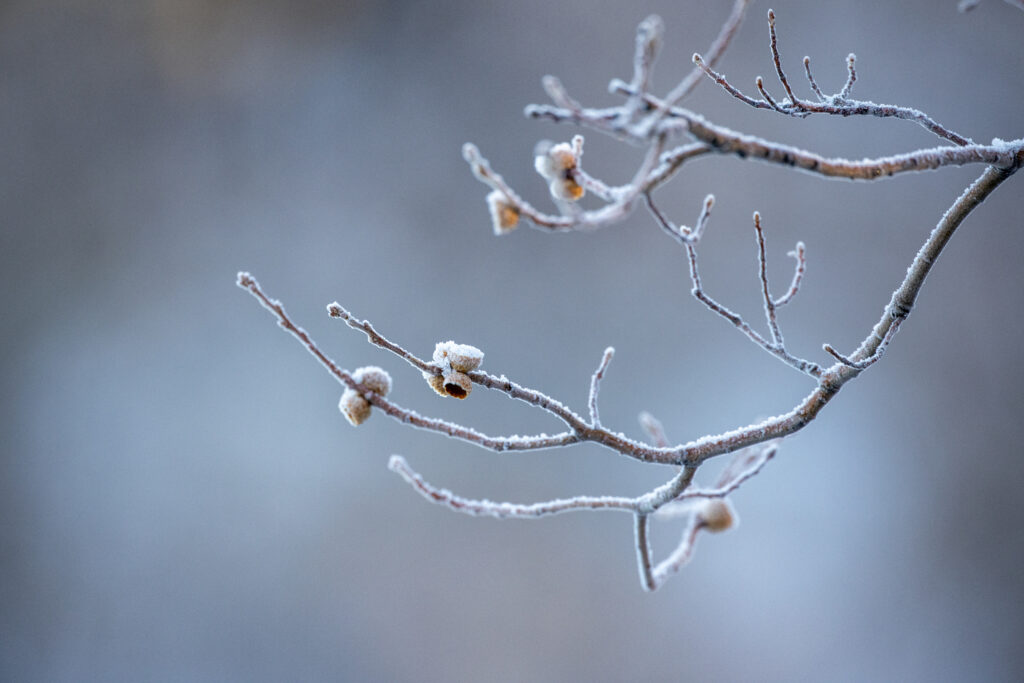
339;389;372;426
697;499;736;533
353;366;391;396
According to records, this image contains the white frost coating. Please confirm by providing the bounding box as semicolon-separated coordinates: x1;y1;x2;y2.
352;366;392;396
534;141;585;201
534;142;577;179
433;341;484;373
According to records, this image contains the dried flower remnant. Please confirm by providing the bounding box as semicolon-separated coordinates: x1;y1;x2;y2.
423;341;484;399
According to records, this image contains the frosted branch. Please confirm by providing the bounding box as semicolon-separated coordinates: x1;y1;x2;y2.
588;347;615;428
240;8;1023;590
388;455;637;518
774;242;806;307
694;11;973;146
638;411;669;448
656;201;822;378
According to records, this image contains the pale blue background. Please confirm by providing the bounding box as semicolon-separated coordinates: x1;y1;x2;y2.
3;1;1023;680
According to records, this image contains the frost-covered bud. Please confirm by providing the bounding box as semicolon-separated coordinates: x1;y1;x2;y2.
339;390;371;426
534;142;577;179
422;369;447;396
339;366;391;426
548;177;584;201
486;190;519;235
697;499;736;533
534;141;584;202
433;341;484;373
353;366;391;396
442;370;473;399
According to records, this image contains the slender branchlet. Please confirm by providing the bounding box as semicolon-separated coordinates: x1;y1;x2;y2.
692;12;974;146
588;347;615;428
240;8;1023;590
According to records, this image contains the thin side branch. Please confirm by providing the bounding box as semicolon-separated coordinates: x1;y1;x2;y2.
389;456;638;518
774;242;806;307
662;201;822;378
588;347;615;428
693;11;973;146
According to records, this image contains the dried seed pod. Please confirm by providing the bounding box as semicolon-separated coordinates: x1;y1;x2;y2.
339;389;372;426
697;499;736;533
442;370;472;399
353;366;392;396
486;190;520;235
432;341;484;373
422;369;447;396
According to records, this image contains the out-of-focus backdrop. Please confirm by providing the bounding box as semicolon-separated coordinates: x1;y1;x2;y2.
3;0;1023;680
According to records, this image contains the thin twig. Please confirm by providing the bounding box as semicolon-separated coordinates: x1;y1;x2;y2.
802;56;826;101
753;212;785;347
839;53;857;100
823;318;903;370
389;456;637;518
667;202;822;378
588;347;615;428
638;411;669;448
767;9;798;105
774;242;806;307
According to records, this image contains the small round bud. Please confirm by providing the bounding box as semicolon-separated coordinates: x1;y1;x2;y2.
339;389;372;426
486;190;520;235
353;366;391;396
697;499;735;533
442;370;472;399
422;369;447;396
432;341;484;373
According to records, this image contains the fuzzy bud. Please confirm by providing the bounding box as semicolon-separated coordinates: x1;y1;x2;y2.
339;390;371;426
338;366;391;426
697;499;736;533
433;341;484;373
442;370;473;399
353;366;392;396
486;190;520;235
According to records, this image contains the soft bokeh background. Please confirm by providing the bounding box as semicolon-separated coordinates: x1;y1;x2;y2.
2;0;1023;680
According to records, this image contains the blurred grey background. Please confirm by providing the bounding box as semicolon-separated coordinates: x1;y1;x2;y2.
2;0;1023;680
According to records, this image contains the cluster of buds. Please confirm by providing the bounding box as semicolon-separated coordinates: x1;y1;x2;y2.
696;499;736;533
338;366;392;426
534;138;584;202
423;341;484;399
486;190;520;235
